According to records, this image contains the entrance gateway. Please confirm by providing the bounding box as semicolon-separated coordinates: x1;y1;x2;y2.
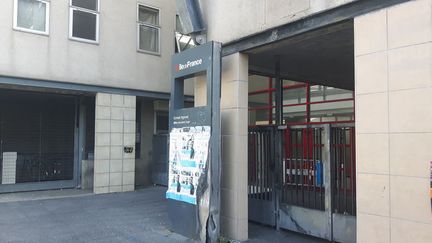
239;16;357;241
248;123;356;242
0;90;85;193
167;41;222;242
247;77;356;242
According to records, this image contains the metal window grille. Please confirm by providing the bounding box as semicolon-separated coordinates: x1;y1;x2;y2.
281;127;325;210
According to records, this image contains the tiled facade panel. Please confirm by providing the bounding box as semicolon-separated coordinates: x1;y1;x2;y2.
219;53;249;241
94;93;136;194
1;152;17;184
354;1;432;242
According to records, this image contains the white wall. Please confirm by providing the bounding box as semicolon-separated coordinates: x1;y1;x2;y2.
0;0;176;93
198;0;356;43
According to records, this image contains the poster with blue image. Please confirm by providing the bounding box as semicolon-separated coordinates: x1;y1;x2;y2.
166;126;211;205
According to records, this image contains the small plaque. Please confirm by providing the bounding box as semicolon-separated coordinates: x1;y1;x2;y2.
124;147;134;153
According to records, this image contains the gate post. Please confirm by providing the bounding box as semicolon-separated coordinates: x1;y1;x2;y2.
322;124;333;241
274;57;283;231
274;126;281;231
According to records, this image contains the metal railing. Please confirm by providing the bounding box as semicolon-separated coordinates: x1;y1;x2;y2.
331;126;356;216
248;126;274;201
281;127;325;210
247;124;357;215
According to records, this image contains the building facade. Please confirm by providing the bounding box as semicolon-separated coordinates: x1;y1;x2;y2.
195;0;432;242
0;0;180;194
1;0;432;243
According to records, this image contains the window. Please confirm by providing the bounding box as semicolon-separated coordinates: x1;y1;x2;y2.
155;111;168;134
137;4;160;54
13;0;50;35
69;0;99;43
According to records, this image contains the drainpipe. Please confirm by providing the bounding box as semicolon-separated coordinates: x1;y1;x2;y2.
176;0;207;44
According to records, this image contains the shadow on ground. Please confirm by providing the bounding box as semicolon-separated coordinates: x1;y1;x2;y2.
0;186;328;243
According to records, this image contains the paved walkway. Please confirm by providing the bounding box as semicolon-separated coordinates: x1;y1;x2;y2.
0;187;327;243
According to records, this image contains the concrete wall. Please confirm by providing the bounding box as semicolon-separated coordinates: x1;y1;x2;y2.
0;0;176;92
94;93;136;194
354;1;432;242
193;53;249;241
198;0;356;43
219;53;249;241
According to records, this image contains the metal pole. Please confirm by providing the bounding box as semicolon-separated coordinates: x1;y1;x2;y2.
322;124;333;241
274;57;282;230
268;77;273;125
77;98;87;189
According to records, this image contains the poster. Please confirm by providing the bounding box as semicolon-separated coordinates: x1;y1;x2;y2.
166;126;211;205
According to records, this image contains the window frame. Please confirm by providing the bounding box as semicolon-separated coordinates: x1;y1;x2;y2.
136;3;161;55
68;0;100;44
13;0;50;36
154;111;169;135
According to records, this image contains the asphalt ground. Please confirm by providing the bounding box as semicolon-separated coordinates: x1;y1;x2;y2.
0;186;327;243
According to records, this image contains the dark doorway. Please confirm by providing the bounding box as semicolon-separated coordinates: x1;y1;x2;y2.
0;90;78;192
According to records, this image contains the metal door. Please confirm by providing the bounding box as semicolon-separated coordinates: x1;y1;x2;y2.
248;126;276;226
248;124;356;242
151;134;169;186
277;125;331;239
330;125;356;243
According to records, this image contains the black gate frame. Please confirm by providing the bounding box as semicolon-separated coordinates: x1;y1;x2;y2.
248;123;356;242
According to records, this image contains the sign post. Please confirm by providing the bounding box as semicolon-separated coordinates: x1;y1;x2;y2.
167;42;221;242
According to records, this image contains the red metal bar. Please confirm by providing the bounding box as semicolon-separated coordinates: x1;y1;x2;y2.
306;83;311;123
282;103;307;108
248;120;355;128
282;83;308;90
308;129;313;158
248;77;355;127
284;120;355;126
282;98;354;108
309;98;354;105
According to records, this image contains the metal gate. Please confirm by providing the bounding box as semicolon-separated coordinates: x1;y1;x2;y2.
248;126;276;226
248;124;356;242
152;134;169;186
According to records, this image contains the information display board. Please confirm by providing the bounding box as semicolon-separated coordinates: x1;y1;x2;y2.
167;42;221;242
166;126;210;204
